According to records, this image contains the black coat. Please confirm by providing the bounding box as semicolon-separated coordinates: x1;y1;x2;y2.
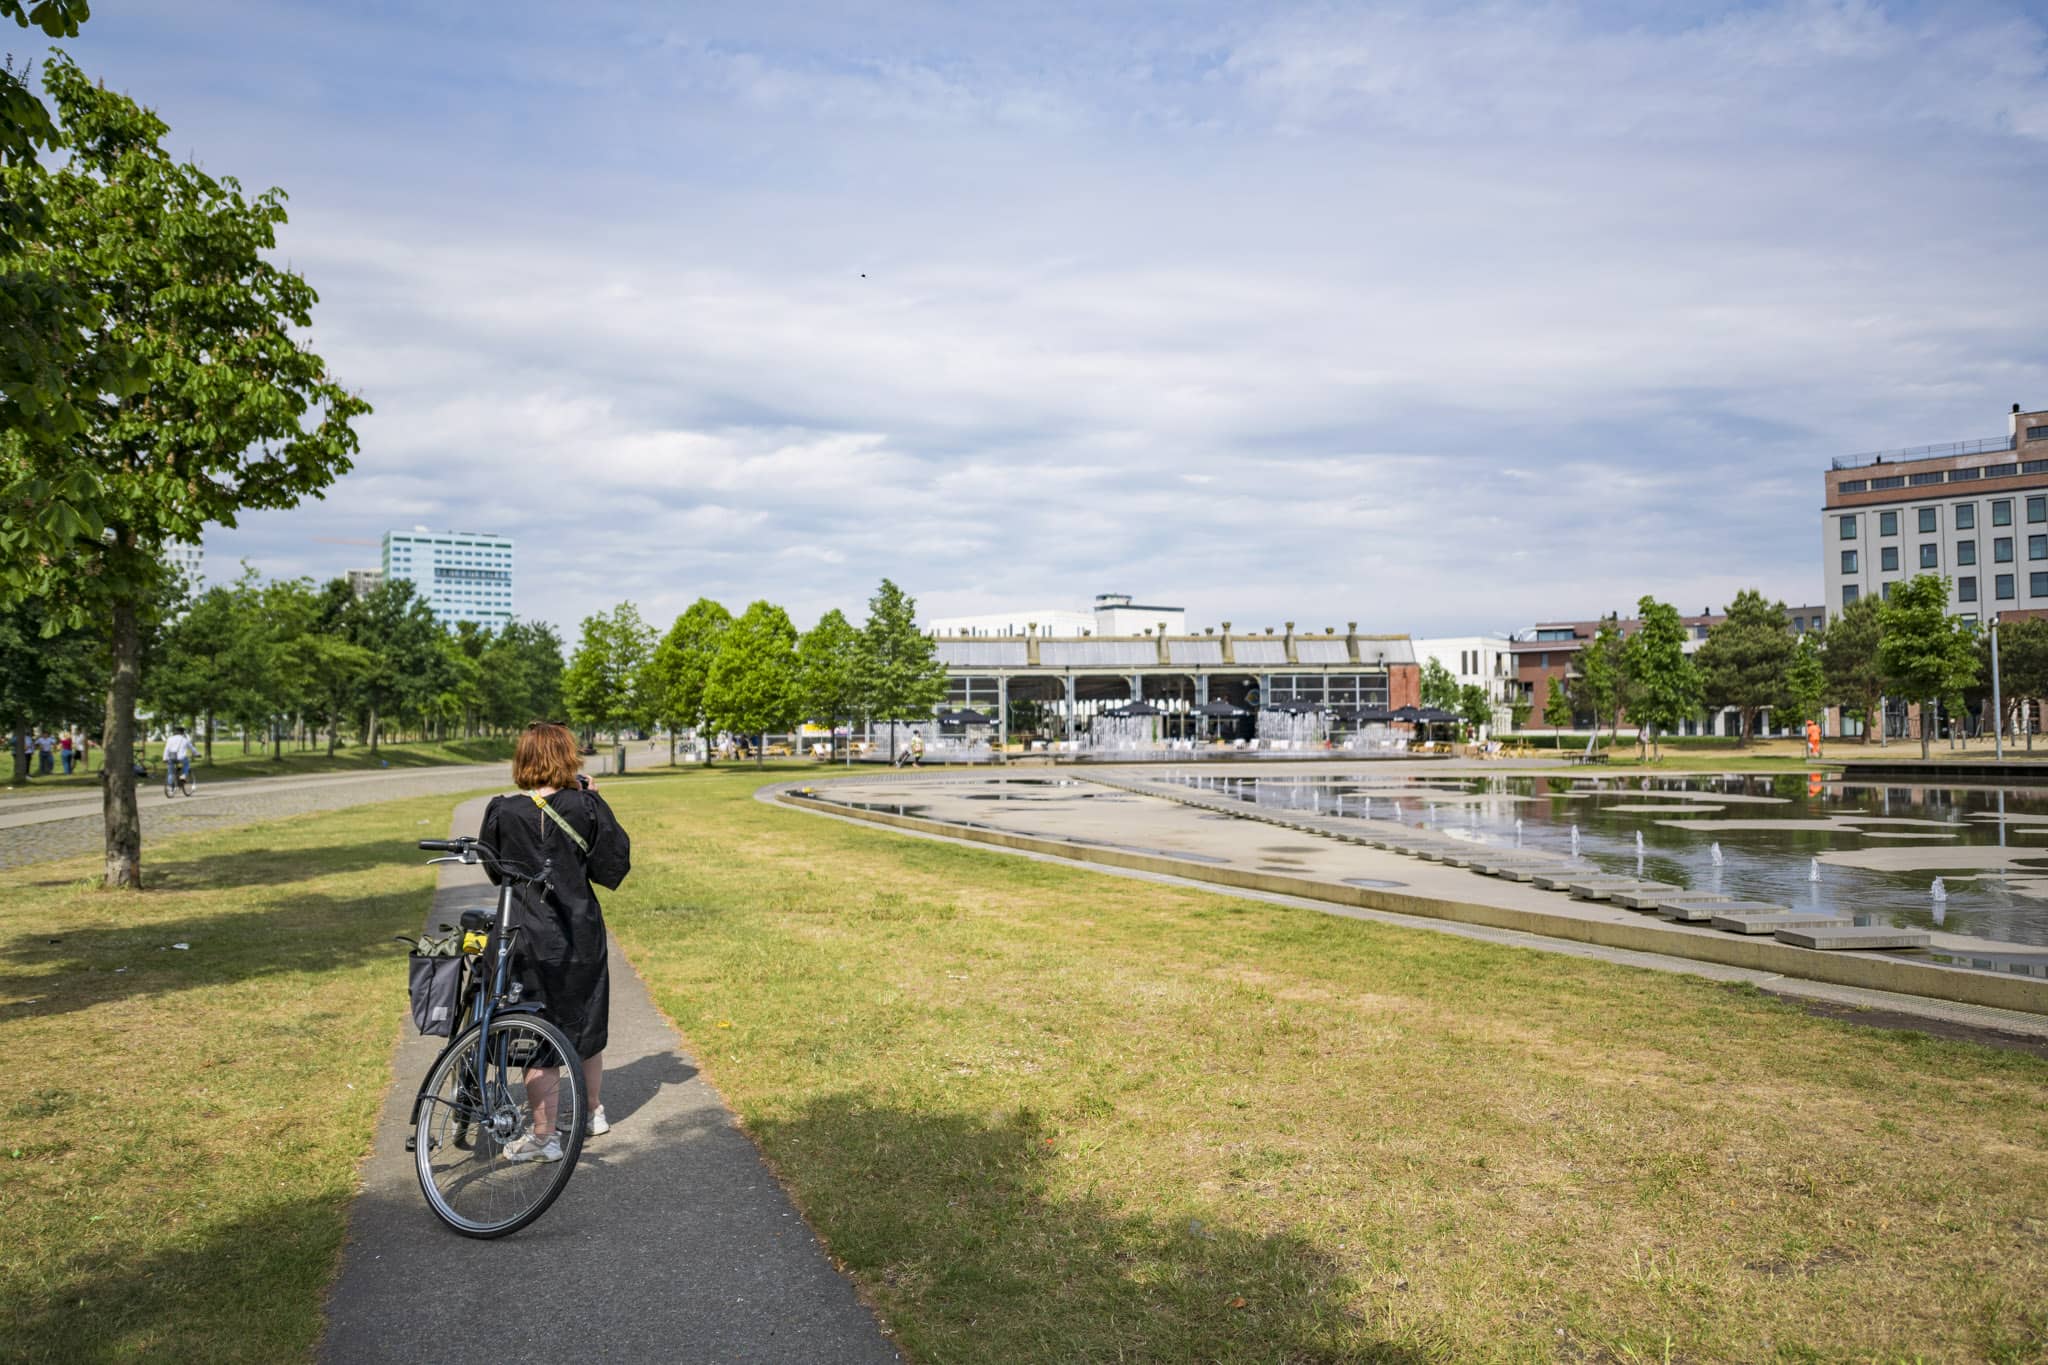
478;788;632;1059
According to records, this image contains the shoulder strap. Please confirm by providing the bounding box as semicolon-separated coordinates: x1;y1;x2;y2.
525;791;590;853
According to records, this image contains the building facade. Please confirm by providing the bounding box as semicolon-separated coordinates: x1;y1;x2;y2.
346;567;384;599
934;621;1419;743
1822;404;2048;620
927;592;1187;639
382;529;515;629
1411;635;1516;728
163;539;204;590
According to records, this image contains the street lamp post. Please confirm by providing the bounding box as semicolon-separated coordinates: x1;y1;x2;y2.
1991;612;2005;761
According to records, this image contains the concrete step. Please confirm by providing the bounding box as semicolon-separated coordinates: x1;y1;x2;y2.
1774;924;1933;950
1614;889;1729;911
1713;911;1849;935
1532;870;1648;891
1657;898;1784;923
1568;880;1680;902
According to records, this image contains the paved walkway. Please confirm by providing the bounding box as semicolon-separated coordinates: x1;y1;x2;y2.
321;796;900;1365
0;764;517;870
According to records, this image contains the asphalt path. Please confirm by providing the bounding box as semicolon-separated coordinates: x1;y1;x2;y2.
320;796;900;1365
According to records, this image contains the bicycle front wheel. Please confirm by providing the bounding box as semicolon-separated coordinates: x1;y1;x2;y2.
413;1012;586;1238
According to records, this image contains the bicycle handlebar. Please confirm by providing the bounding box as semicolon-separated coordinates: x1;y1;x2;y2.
416;834;550;889
419;838;466;852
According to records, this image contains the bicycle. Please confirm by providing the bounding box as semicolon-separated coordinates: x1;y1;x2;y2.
407;834;587;1238
165;758;194;798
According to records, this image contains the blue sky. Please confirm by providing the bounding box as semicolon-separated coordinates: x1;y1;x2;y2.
55;0;2048;636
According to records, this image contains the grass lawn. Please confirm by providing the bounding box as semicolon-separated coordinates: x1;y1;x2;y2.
0;793;479;1363
600;768;2048;1363
1;736;514;796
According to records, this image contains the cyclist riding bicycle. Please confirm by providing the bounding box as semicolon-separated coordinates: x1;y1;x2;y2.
162;726;194;794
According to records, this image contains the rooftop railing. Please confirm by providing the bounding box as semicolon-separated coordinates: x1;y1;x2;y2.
1831;436;2014;471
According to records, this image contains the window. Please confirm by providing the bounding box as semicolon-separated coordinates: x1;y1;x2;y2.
2034;573;2048;598
1959;577;1977;602
1909;471;1944;486
2031;497;2046;524
1921;544;1939;568
1918;507;1938;533
1842;584;1859;606
1841;550;1858;573
1882;582;1895;600
1873;475;1906;490
1998;574;2016;600
1957;504;1977;529
1951;467;1982;482
1997;537;2015;563
1989;464;2019;479
1881;546;1899;572
1959;541;1977;565
2026;460;2048;474
1995;500;2014;525
2030;426;2048;441
2035;536;2048;561
1839;515;1857;540
1839;479;1868;493
1879;510;1899;536
1792;616;1806;632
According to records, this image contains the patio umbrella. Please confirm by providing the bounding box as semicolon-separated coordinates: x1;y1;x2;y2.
1199;699;1248;717
1389;706;1424;722
1344;706;1395;724
943;708;991;725
1416;706;1462;723
1119;700;1164;716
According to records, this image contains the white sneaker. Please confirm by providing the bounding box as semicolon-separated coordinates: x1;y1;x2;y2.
502;1132;561;1163
588;1105;610;1136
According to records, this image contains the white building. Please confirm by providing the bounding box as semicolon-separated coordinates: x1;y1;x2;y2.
382;528;514;628
346;567;384;599
1411;635;1517;731
163;539;204;591
928;592;1187;639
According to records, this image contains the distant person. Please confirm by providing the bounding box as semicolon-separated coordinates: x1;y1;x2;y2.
908;732;925;768
162;726;194;790
37;731;55;775
478;721;633;1160
59;731;73;774
1805;719;1822;759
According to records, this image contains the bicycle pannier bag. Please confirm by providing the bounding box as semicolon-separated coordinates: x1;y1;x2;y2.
409;953;464;1036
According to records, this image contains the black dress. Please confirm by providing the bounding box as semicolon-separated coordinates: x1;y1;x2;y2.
478;788;632;1060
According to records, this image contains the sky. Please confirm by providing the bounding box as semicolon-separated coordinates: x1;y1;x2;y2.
50;0;2048;638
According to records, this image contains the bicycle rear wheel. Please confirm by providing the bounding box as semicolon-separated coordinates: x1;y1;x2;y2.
413;1013;586;1238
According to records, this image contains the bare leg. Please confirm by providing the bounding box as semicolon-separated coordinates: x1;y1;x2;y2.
585;1051;603;1111
524;1066;559;1137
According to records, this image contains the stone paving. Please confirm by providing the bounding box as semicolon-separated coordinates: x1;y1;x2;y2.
0;764;513;871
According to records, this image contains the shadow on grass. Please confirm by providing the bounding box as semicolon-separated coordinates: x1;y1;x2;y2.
6;1194;347;1365
0;887;421;1022
746;1093;1432;1363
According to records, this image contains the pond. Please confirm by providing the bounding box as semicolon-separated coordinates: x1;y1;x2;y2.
1163;770;2048;953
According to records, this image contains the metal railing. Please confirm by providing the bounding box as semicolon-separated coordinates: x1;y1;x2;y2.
1831;436;2013;471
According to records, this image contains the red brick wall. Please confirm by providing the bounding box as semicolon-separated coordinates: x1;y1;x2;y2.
1388;663;1420;710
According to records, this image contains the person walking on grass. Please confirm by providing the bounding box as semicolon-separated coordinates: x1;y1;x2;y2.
479;721;633;1162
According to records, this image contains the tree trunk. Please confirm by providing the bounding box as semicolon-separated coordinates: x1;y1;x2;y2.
368;704;379;752
1921;703;1932;761
204;712;215;764
669;729;677;766
327;716;338;757
756;732;765;768
9;717;25;783
272;716;283;761
103;594;142;889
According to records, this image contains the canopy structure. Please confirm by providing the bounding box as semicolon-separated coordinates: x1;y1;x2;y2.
1415;706;1462;723
1103;701;1165;718
1198;699;1249;718
1345;706;1395;724
938;707;992;726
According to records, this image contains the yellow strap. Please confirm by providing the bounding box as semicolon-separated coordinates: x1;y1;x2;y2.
524;790;591;853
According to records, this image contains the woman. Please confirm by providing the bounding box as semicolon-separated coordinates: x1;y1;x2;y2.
479;722;632;1162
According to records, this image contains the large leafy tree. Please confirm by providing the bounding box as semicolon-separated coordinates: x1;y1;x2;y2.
563;601;655;743
342;580;441;751
1877;575;1980;759
479;620;565;732
1623;596;1700;759
856;578;946;760
1781;633;1827;731
1418;658;1461;712
797;608;862;761
640;597;731;764
144;568;267;759
0;58;366;887
1822;596;1884;743
1695;591;1794;746
1981;615;2048;751
1541;672;1575;734
1573;616;1631;739
1455;682;1492;738
703;599;800;767
0;594;98;781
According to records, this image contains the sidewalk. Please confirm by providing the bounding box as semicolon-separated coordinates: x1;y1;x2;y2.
320;796;900;1364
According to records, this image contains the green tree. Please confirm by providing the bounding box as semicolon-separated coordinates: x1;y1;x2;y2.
1878;574;1980;760
1455;682;1492;738
1982;616;2048;751
1822;596;1884;743
703;599;800;767
640;598;731;764
1622;596;1700;759
1541;672;1575;735
1695;591;1794;746
0;58;367;886
1419;658;1461;712
797;608;862;761
856;578;947;762
1573;617;1632;739
479;620;565;732
342;580;441;751
1508;693;1533;733
563;602;655;744
0;595;99;781
1781;633;1827;730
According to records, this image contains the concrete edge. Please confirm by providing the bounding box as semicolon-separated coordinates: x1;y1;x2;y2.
769;785;2048;1018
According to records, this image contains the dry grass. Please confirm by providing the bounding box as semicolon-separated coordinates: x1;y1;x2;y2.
0;794;470;1364
602;768;2048;1364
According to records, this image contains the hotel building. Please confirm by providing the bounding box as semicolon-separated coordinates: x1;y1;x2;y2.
382;528;515;629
